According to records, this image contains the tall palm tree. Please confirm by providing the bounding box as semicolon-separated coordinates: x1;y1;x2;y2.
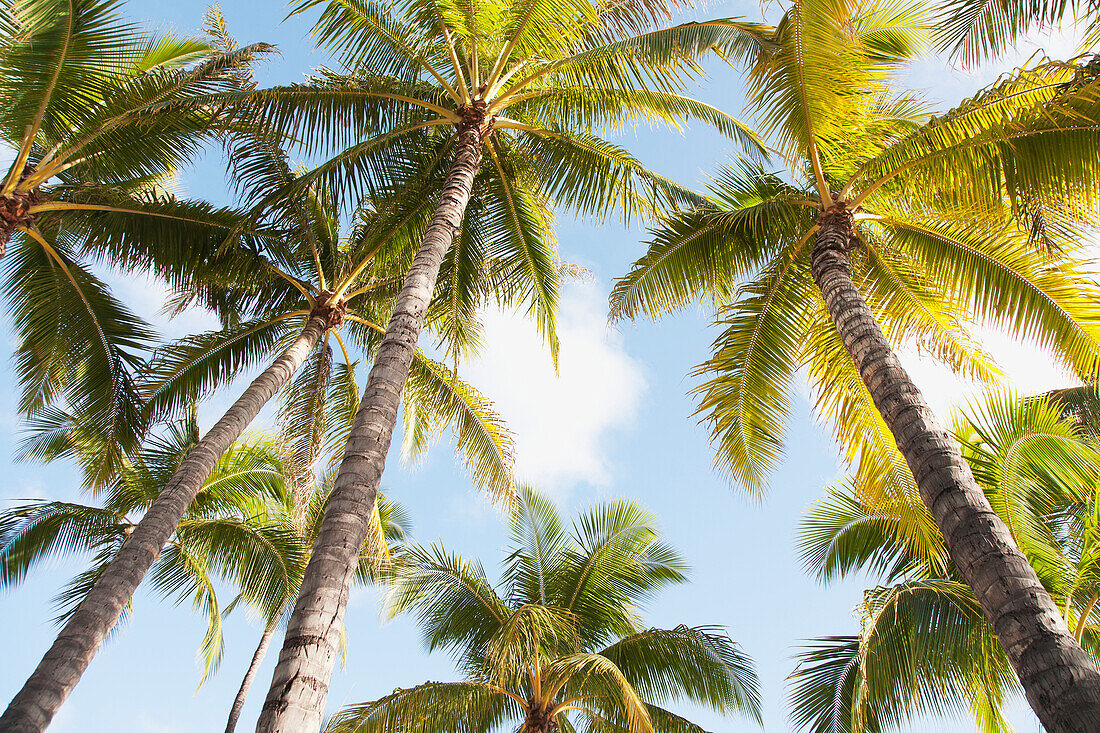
0;5;294;729
0;417;304;692
3;407;409;733
2;117;532;728
245;1;766;726
791;390;1100;731
324;486;762;733
609;1;1100;727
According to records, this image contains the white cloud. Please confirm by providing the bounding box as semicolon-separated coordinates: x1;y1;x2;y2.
460;280;646;492
900;325;1079;421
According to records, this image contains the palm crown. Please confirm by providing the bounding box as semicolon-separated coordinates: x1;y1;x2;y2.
325;486;761;733
141;134;521;503
792;390;1100;731
611;0;1100;499
609;0;1100;726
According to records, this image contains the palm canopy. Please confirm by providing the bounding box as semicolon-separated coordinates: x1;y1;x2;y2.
790;390;1100;732
0;415;303;686
610;0;1100;499
325;486;761;733
129;130;529;506
0;0;275;485
232;0;766;237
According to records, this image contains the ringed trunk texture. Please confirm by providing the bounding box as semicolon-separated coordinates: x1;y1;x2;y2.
225;619;280;733
811;203;1100;732
0;316;330;733
254;115;487;733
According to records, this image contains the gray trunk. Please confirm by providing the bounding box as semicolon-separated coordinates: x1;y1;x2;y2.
0;316;329;733
810;203;1100;732
225;619;280;733
254;115;487;733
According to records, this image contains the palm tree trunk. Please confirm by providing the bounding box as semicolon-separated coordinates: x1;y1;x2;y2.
810;202;1100;732
225;619;280;733
254;112;488;733
0;314;332;733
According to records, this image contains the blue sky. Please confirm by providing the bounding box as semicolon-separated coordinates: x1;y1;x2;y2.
0;1;1085;731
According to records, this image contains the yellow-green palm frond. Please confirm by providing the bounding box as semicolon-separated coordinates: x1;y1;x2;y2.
545;653;653;733
848;58;1100;210
789;580;1015;733
401;349;516;508
609;162;815;322
740;0;931;193
878;210;1100;380
691;255;818;496
798;482;948;584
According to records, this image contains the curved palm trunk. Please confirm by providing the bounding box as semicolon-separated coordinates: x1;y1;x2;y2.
255;113;488;733
225;619;280;733
1;315;331;733
811;203;1100;731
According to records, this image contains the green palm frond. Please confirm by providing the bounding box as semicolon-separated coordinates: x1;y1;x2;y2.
0;501;125;588
600;625;762;721
551;499;687;644
789;580;1013;733
691;258;817;495
384;543;511;663
349;488;757;733
4;230;151;485
140;316;303;421
324;681;519;733
609;163;814;322
505;485;570;606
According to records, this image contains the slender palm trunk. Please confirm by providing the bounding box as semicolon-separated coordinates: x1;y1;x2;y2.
0;315;332;733
226;619;280;733
811;203;1100;732
255;112;488;733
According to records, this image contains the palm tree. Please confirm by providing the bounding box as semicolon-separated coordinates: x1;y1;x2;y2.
322;486;761;733
2;113;533;728
609;1;1100;727
0;416;304;693
791;390;1100;731
245;1;766;726
0;5;296;729
2;407;409;733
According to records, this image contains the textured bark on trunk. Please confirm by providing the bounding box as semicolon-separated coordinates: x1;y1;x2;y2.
0;315;330;733
254;114;487;733
810;203;1100;732
225;619;280;733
